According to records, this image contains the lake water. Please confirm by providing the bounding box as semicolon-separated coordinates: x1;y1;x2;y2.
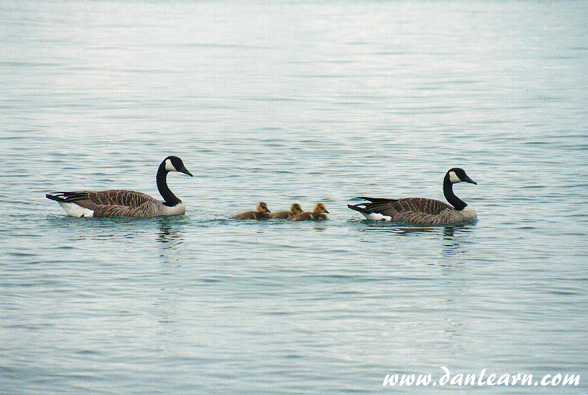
1;1;587;394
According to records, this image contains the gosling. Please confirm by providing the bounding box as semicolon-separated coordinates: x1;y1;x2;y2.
289;203;329;221
232;202;271;220
270;203;303;219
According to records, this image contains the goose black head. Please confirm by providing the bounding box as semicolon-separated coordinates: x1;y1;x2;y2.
447;168;476;185
164;156;193;177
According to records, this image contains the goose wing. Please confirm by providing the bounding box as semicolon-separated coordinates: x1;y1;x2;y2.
350;197;453;216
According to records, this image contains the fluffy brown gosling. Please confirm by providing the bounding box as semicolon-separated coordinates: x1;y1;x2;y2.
270;203;303;219
289;203;329;221
232;201;272;220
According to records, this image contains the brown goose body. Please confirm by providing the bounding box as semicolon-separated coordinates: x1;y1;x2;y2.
349;197;475;225
270;203;303;219
47;190;186;217
232;202;271;220
46;156;192;218
289;203;329;221
348;168;477;226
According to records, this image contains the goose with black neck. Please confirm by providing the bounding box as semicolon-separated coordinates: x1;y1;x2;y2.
46;156;193;218
348;168;478;226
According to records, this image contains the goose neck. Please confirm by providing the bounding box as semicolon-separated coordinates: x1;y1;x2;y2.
157;163;181;206
443;174;467;211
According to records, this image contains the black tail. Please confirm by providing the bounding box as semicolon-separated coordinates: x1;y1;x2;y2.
46;192;85;203
349;197;398;215
347;203;370;214
46;192;66;202
355;197;396;205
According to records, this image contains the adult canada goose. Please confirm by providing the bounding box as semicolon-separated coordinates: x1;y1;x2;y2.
232;202;271;220
348;168;477;225
270;203;303;219
46;156;193;218
289;203;329;221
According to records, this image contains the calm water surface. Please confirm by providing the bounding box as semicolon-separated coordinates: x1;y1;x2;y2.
1;1;587;394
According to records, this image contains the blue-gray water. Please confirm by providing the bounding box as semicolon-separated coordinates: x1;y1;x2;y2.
1;1;587;394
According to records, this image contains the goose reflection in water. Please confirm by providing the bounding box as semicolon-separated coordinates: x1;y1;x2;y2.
157;217;186;248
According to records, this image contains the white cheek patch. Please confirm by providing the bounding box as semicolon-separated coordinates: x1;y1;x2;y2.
449;171;461;184
165;159;176;172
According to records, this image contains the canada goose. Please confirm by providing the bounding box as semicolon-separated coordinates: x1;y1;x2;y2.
289;203;329;221
46;156;193;218
348;168;477;225
270;203;303;219
232;202;271;220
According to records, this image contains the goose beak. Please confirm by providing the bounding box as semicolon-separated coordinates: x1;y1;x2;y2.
266;208;271;213
180;167;193;177
324;209;330;213
464;175;477;185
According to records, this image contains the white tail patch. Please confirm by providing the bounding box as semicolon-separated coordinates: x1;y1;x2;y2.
366;213;392;221
59;202;94;217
